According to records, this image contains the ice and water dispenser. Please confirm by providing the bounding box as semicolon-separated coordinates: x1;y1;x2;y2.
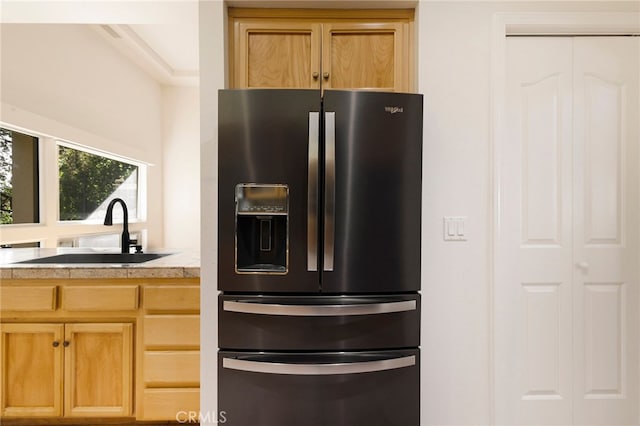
235;184;288;274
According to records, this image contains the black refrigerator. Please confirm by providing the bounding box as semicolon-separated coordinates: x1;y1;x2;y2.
217;89;422;426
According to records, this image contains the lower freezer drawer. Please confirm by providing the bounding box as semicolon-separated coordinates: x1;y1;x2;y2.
219;293;420;350
218;349;419;426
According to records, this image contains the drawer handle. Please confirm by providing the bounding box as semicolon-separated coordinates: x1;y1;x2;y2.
223;300;416;316
223;355;415;376
52;341;60;348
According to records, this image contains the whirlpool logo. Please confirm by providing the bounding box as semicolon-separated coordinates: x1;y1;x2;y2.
384;106;404;114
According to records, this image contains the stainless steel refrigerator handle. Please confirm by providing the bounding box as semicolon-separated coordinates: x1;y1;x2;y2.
223;300;416;316
307;112;320;271
223;355;415;376
324;112;336;271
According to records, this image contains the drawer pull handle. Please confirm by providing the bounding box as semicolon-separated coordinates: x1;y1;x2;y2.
223;355;415;376
52;341;60;348
223;300;416;316
63;341;70;347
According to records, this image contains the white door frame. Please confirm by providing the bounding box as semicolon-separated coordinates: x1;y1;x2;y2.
489;10;640;425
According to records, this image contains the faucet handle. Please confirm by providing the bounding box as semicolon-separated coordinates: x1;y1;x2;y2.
128;240;143;254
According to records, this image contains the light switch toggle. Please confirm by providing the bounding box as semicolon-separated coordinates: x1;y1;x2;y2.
443;216;467;241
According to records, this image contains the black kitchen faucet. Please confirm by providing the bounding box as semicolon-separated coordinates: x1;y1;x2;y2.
104;198;134;254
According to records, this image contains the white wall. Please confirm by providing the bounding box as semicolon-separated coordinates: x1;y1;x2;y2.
162;85;201;249
0;23;165;247
199;1;226;423
418;3;493;421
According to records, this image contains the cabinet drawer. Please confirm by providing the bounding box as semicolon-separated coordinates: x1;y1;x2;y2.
144;315;199;349
143;285;199;312
0;286;57;311
61;285;138;311
144;351;200;386
141;388;199;420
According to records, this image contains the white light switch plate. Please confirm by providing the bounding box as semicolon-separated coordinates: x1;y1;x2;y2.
443;216;467;241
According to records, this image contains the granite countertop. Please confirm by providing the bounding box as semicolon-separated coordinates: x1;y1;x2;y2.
0;248;200;280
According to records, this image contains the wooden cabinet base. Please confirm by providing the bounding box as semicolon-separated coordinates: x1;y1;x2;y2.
1;277;201;423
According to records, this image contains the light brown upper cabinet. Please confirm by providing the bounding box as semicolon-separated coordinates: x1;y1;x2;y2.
229;9;415;92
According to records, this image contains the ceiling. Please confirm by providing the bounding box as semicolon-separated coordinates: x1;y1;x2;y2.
94;23;200;87
0;0;201;87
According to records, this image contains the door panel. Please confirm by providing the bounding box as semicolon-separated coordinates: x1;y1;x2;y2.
497;38;573;425
235;22;321;89
218;89;321;293
0;323;63;417
64;323;133;417
323;22;406;91
572;36;639;425
322;90;423;293
496;36;639;425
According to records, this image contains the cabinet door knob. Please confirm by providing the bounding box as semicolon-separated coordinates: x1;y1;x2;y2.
63;341;70;347
52;341;60;347
323;72;329;79
312;72;319;79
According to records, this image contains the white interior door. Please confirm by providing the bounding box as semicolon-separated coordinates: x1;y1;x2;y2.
571;36;639;426
495;36;639;425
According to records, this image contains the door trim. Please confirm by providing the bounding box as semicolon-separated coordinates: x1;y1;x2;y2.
489;11;640;425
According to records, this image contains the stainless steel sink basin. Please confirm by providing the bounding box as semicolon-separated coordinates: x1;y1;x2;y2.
15;253;170;264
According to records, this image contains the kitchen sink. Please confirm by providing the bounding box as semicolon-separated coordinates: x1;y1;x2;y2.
15;253;170;264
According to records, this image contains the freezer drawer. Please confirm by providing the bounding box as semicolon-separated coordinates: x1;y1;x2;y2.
219;293;420;351
218;349;419;426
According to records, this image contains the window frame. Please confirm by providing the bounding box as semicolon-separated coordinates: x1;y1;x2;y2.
0;123;148;249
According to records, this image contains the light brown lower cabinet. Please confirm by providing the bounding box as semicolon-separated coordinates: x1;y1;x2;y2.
0;322;133;418
0;278;200;422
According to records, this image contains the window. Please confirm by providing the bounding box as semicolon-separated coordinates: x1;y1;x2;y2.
0;125;147;249
58;144;139;222
0;127;40;225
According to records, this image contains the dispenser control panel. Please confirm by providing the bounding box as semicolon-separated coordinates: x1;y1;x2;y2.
236;184;288;215
235;184;289;275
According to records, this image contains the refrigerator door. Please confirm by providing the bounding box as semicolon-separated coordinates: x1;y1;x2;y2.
322;91;423;293
218;89;321;293
218;349;420;426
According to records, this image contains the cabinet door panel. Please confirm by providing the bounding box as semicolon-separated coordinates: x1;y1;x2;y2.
64;323;133;417
236;22;321;89
323;22;407;92
0;323;63;417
